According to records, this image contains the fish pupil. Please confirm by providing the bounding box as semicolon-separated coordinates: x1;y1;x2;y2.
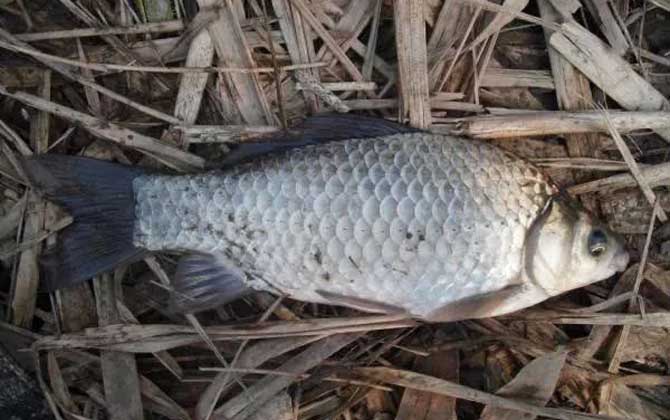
587;229;608;257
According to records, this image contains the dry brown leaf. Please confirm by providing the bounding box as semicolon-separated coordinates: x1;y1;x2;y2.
549;21;670;142
46;352;77;414
138;376;191;420
214;333;361;419
469;0;529;49
600;190;670;234
394;0;431;128
247;392;293;420
395;350;458;420
539;0;600;206
617;325;670;365
354;366;616;420
11;192;43;327
196;336;318;420
480;350;567;420
0;194;24;242
440;111;670;139
650;0;670;11
35;315;416;352
598;382;661;420
200;0;274;125
0;85;204;171
93;274;144;420
581;0;628;55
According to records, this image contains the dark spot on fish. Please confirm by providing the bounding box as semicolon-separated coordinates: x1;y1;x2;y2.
127;134;134;140
227;214;234;222
314;249;322;265
384;263;408;276
406;232;413;240
227;239;246;255
418;233;425;241
322;272;331;281
348;256;361;272
393;267;409;275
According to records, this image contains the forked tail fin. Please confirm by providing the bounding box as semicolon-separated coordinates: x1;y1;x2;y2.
24;155;148;291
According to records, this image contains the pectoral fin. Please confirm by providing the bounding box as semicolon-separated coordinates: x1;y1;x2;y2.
315;290;408;315
424;284;537;323
170;253;251;314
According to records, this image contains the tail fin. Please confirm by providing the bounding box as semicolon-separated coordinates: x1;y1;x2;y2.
24;155;148;291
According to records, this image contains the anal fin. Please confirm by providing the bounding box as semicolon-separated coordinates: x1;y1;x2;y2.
170;253;251;313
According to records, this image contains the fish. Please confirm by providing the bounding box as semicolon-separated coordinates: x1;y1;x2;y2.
24;114;629;322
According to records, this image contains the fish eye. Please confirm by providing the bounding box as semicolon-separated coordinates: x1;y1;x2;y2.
587;229;608;257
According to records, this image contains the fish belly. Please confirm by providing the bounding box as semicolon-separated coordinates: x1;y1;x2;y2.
133;133;553;317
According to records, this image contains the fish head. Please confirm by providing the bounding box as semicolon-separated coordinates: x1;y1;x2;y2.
524;195;629;297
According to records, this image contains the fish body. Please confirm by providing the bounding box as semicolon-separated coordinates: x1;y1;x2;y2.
26;115;629;321
135;132;554;317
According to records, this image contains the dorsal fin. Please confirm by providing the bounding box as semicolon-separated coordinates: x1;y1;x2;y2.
217;113;421;167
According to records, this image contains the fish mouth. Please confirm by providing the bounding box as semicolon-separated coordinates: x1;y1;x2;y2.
612;249;630;273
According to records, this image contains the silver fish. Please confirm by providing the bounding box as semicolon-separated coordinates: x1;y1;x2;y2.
27;115;629;322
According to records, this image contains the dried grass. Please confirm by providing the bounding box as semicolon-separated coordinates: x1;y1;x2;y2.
1;1;670;419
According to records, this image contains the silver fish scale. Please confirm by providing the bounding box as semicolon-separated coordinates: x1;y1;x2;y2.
133;133;556;317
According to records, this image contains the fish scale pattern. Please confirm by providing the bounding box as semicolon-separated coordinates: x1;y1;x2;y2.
133;133;556;317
